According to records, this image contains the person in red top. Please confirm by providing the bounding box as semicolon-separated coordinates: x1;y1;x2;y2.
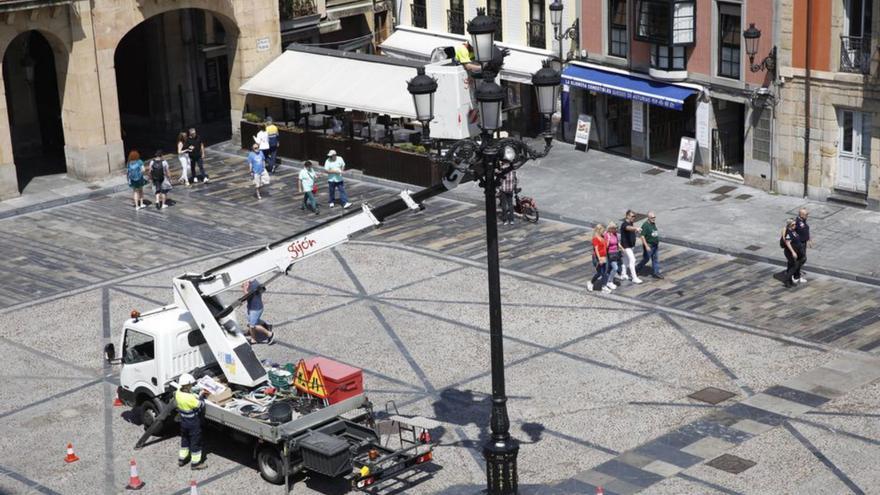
587;224;613;293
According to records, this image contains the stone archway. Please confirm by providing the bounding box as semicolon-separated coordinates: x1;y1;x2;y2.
1;30;67;192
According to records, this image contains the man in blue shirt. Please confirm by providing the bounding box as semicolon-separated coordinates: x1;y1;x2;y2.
248;144;268;200
242;279;274;344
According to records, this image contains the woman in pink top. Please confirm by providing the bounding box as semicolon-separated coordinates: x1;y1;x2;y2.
604;222;621;290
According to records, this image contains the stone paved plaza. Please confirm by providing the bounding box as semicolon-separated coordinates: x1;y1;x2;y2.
1;149;879;494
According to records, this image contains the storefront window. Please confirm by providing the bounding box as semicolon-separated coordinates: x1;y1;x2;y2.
717;3;741;79
609;0;628;58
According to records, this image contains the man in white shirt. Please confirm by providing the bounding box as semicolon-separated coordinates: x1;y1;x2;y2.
298;160;319;214
323;150;351;209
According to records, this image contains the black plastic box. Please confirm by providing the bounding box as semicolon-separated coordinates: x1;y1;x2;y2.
300;431;352;477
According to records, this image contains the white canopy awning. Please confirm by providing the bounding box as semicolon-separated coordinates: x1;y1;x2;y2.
380;26;554;85
239;46;422;118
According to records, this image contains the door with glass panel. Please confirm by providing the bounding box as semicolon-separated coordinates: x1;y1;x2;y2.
837;109;871;193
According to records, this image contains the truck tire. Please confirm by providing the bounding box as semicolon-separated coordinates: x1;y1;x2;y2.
140;399;160;431
257;445;285;485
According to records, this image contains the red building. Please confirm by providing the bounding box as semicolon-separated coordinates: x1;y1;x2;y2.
564;0;776;187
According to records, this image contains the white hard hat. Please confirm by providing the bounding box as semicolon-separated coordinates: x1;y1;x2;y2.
179;373;196;387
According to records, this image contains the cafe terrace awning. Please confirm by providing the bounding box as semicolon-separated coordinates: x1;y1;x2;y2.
239;45;423;118
379;26;554;85
561;63;699;111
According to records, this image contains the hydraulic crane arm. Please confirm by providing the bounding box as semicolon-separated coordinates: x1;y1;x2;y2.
171;174;464;387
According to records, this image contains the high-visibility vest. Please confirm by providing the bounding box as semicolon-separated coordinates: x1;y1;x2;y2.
175;390;202;419
454;44;472;64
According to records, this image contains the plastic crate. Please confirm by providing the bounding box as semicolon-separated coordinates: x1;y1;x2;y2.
299;431;352;477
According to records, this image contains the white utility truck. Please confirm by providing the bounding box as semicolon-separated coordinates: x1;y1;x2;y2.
105;167;466;489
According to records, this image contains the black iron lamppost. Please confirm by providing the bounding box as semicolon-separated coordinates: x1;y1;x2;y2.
408;9;561;495
549;0;578;141
743;23;777;75
406;66;438;149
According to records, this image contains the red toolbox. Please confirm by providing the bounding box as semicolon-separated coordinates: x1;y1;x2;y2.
305;357;364;404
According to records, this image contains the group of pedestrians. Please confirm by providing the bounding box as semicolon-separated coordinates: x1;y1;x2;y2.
587;210;663;293
126;127;208;210
294;150;352;213
779;208;812;288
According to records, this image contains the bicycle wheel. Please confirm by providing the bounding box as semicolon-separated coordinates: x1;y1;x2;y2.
521;205;539;223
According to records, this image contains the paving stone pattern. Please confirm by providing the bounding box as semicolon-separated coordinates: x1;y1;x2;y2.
1;149;879;355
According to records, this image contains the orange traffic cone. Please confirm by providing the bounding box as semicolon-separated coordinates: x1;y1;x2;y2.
113;393;123;407
189;480;199;494
64;443;79;463
125;458;145;490
596;487;605;495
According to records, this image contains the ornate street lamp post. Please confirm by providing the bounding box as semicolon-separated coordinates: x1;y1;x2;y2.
549;0;578;141
743;23;777;75
408;9;560;495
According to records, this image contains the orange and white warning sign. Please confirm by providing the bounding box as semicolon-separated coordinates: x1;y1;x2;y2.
307;364;328;399
293;360;310;392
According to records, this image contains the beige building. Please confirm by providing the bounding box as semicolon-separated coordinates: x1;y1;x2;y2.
776;0;880;209
0;0;281;200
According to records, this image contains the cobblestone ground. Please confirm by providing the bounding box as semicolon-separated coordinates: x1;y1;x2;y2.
0;147;878;494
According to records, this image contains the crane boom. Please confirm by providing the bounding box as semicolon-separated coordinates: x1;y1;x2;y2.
170;174;464;387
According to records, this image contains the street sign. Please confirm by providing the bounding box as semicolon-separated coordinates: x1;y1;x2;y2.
256;37;270;52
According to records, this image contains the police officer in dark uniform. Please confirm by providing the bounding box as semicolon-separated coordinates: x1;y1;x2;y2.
781;218;805;288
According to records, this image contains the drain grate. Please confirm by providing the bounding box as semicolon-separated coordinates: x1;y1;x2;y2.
687;178;711;186
744;245;762;251
643;168;665;175
710;185;738;195
707;454;756;474
711;195;729;202
688;387;737;405
735;194;752;200
632;212;648;222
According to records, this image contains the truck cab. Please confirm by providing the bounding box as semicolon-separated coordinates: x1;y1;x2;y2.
110;305;227;427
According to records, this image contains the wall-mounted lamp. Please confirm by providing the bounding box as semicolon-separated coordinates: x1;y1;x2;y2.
743;23;777;75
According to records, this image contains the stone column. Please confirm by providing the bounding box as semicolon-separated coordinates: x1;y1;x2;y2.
0;73;20;200
61;0;125;180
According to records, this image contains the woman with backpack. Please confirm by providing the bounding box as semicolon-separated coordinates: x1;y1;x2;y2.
176;132;191;187
148;149;172;210
126;150;146;210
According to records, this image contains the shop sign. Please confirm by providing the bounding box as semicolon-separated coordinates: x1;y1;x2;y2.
574;114;592;152
696;102;710;148
676;137;697;177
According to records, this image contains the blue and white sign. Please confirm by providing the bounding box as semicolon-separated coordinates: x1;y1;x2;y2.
562;65;697;111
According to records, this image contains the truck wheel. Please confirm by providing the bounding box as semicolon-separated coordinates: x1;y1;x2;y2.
140;398;170;433
257;445;285;485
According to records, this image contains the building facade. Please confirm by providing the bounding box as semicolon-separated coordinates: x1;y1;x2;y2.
569;0;776;188
776;0;880;209
0;0;281;201
385;0;567;137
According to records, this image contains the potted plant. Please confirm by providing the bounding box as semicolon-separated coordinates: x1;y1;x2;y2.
360;142;439;187
240;113;263;150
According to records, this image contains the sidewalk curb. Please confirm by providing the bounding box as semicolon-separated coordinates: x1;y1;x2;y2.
0;183;130;221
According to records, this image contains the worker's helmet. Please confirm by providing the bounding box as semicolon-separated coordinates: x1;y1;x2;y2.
179;373;196;387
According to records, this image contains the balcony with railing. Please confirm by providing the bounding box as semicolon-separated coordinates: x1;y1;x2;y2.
840;35;871;74
448;8;464;34
410;3;426;28
527;20;546;49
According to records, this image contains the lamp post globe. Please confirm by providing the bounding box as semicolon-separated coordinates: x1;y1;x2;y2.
743;23;761;61
407;66;438;124
475;79;506;132
532;62;562;117
467;8;497;64
549;0;564;30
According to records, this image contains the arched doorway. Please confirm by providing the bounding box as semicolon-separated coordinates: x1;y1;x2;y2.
114;9;235;154
2;31;66;192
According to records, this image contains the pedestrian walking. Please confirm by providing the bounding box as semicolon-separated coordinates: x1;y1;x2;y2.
324;150;352;209
780;218;805;288
298;160;319;215
794;208;812;283
265;117;279;173
498;161;517;225
242;279;275;345
175;372;208;470
620;210;643;284
253;125;269;168
147;150;172;210
604;222;621;289
126;150;146;210
247;144;269;200
185;128;208;183
636;211;664;279
176;132;191;187
587;224;613;293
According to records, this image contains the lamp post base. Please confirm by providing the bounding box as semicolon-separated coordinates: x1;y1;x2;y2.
484;439;519;495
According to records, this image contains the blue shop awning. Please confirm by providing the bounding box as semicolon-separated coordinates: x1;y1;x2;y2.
562;65;697;111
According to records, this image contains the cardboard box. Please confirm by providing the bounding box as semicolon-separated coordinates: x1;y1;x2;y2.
208;387;233;405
